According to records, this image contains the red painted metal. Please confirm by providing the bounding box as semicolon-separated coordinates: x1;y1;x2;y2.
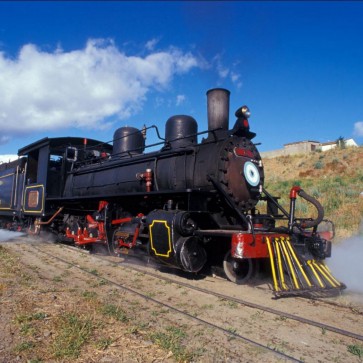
317;230;334;241
65;224;106;245
137;169;153;192
233;147;254;158
64;201;109;245
289;186;301;199
231;232;289;259
98;200;108;211
64;206;144;247
111;213;143;248
111;216;133;226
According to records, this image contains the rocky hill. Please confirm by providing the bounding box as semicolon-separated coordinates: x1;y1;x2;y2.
261;146;363;241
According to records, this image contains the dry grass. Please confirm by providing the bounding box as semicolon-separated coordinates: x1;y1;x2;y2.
262;146;363;240
0;245;174;362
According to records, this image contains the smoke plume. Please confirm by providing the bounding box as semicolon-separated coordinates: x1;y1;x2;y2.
0;229;26;242
327;231;363;294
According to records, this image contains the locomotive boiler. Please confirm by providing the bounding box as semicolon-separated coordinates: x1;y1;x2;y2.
0;88;345;296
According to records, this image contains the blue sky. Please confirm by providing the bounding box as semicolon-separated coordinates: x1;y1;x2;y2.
0;1;362;162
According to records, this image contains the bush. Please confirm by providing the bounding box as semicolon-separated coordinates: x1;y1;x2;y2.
314;160;324;169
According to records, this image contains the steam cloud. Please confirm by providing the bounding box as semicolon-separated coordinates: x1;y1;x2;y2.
327;233;363;294
0;229;26;242
0;39;201;139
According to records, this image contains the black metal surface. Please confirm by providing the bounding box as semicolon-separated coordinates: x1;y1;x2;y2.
206;88;230;133
112;126;145;155
165;115;198;148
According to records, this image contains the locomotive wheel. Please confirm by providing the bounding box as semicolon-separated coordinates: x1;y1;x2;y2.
223;251;257;284
108;228;121;255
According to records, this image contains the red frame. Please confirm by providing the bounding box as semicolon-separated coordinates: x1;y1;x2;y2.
231;232;290;259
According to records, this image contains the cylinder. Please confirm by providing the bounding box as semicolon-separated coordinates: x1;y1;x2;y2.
165;115;198;148
112;126;145;156
206;88;230;131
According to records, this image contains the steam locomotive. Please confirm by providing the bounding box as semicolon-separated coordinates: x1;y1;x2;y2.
0;88;344;295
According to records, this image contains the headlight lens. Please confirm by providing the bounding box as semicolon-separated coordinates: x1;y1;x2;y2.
244;161;260;187
241;106;251;118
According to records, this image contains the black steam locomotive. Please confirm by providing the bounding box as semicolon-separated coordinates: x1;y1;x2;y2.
0;88;344;295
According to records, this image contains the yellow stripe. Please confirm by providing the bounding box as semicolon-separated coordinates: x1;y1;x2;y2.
312;260;338;288
266;237;280;292
280;237;300;289
149;220;172;257
23;184;44;213
275;238;288;290
314;261;340;287
307;260;325;287
320;263;341;286
285;238;312;287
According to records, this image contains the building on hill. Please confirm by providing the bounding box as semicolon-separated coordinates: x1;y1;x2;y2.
284;140;321;154
319;138;358;151
261;138;358;158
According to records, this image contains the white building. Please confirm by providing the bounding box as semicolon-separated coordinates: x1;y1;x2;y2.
319;138;358;151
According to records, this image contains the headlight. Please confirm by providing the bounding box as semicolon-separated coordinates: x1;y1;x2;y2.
244;161;260;187
241;106;251;118
235;105;251;119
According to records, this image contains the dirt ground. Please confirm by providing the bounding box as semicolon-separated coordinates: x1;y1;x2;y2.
1;235;363;363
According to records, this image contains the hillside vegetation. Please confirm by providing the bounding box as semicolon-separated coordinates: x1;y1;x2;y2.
261;146;363;241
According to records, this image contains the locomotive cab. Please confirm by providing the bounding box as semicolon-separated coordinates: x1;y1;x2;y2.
17;137;112;218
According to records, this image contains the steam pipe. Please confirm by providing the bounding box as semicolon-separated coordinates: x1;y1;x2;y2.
288;186;324;232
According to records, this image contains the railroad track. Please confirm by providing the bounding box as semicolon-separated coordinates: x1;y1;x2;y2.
10;239;363;362
29;242;301;363
34;242;363;341
118;260;363;342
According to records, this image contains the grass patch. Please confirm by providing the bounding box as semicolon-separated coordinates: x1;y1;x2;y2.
0;245;19;275
150;325;192;361
15;312;47;324
96;337;114;350
82;290;98;300
15;311;49;337
101;303;129;322
14;341;35;353
347;344;363;358
52;312;94;358
52;275;62;282
89;268;99;276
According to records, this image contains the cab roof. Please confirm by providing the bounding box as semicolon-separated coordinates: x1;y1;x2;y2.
18;137;113;156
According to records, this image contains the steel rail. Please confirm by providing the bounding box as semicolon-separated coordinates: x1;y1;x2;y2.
31;244;301;363
33;241;363;342
119;261;363;342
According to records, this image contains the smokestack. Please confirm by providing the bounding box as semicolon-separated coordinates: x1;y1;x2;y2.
206;88;230;133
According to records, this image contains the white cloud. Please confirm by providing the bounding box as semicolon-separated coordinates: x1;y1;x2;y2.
176;94;185;106
145;38;160;51
217;64;229;79
0;154;18;163
0;39;201;139
213;54;242;86
231;72;242;89
353;121;363;137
